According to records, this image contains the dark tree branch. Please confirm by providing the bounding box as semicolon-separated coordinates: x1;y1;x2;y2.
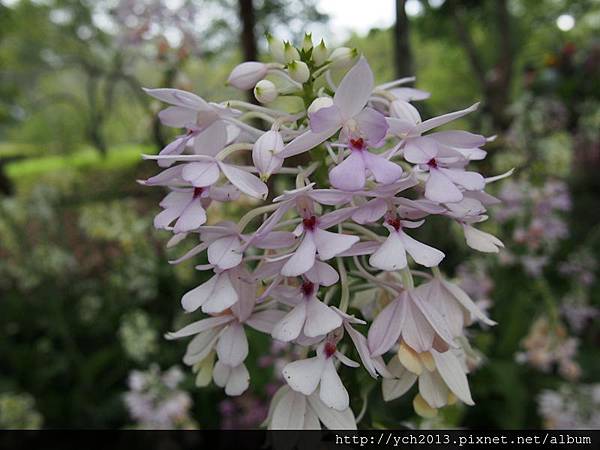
394;0;414;80
238;0;259;104
450;3;487;88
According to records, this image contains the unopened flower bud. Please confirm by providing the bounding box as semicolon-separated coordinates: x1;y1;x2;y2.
308;96;334;115
390;99;421;124
288;60;310;83
227;61;268;90
302;33;313;52
266;33;285;63
283;41;300;63
252;130;284;180
254;79;278;104
329;47;359;70
312;39;329;66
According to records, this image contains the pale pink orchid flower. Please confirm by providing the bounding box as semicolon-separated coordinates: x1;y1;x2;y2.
369;217;445;271
271;281;343;342
350;176;417;224
281;58;388;158
251;183;353;243
166;275;285;396
265;386;356;430
333;307;392;379
144;121;268;199
367;286;455;356
328;136;404;191
143;88;240;167
280;209;359;277
403;136;485;203
420;276;496;339
282;341;359;411
153;184;239;234
382;349;474;407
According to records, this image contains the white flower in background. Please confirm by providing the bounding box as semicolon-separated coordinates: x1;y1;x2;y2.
140;34;509;429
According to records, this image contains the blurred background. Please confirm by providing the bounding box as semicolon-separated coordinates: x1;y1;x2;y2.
0;0;599;429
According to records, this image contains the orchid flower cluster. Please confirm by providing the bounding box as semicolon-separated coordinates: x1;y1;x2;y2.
140;34;509;429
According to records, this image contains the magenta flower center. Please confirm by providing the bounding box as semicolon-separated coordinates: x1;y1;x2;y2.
324;342;337;358
349;137;365;150
193;187;204;198
387;217;402;231
301;281;315;297
302;215;317;231
427;158;438;168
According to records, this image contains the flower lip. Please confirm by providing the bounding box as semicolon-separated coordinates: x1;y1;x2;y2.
427;158;438;169
349;137;365;150
324;341;337;358
302;215;317;231
301;280;315;297
387;216;402;231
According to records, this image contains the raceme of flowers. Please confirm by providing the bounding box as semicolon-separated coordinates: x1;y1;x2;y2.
139;34;510;429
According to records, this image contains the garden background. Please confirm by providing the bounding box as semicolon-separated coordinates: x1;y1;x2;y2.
0;0;598;429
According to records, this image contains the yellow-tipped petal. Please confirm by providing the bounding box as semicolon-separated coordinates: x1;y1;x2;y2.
447;392;458;406
413;394;438;418
398;342;423;375
419;351;436;372
194;351;215;387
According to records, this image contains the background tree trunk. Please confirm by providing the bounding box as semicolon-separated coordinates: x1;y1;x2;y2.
394;0;414;81
238;0;259;104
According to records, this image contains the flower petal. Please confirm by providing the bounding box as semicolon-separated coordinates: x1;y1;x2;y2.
281;127;339;158
309;105;343;133
246;309;287;334
312;228;359;260
319;359;349;410
329;151;366;191
219;163;268;199
399;231;445;267
416;103;479;134
181;274;218;312
363;152;403;185
182;161;220;187
208;235;243;270
173;199;207;233
425;168;463;203
165;315;233;340
419;370;449;408
305;260;339;286
216;322;248;367
202;272;239;314
382;358;418;401
281;234;317;277
432;350;474;405
352;198;388;224
404;136;439;164
304;297;343;338
355;107;389;145
439;168;485;191
271;388;307;430
368;296;406;356
272;303;307;342
282;357;326;396
463;225;504;253
307;392;356;430
143;88;209;110
225;363;250;396
159;106;197;128
334;57;374;120
369;231;408;271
